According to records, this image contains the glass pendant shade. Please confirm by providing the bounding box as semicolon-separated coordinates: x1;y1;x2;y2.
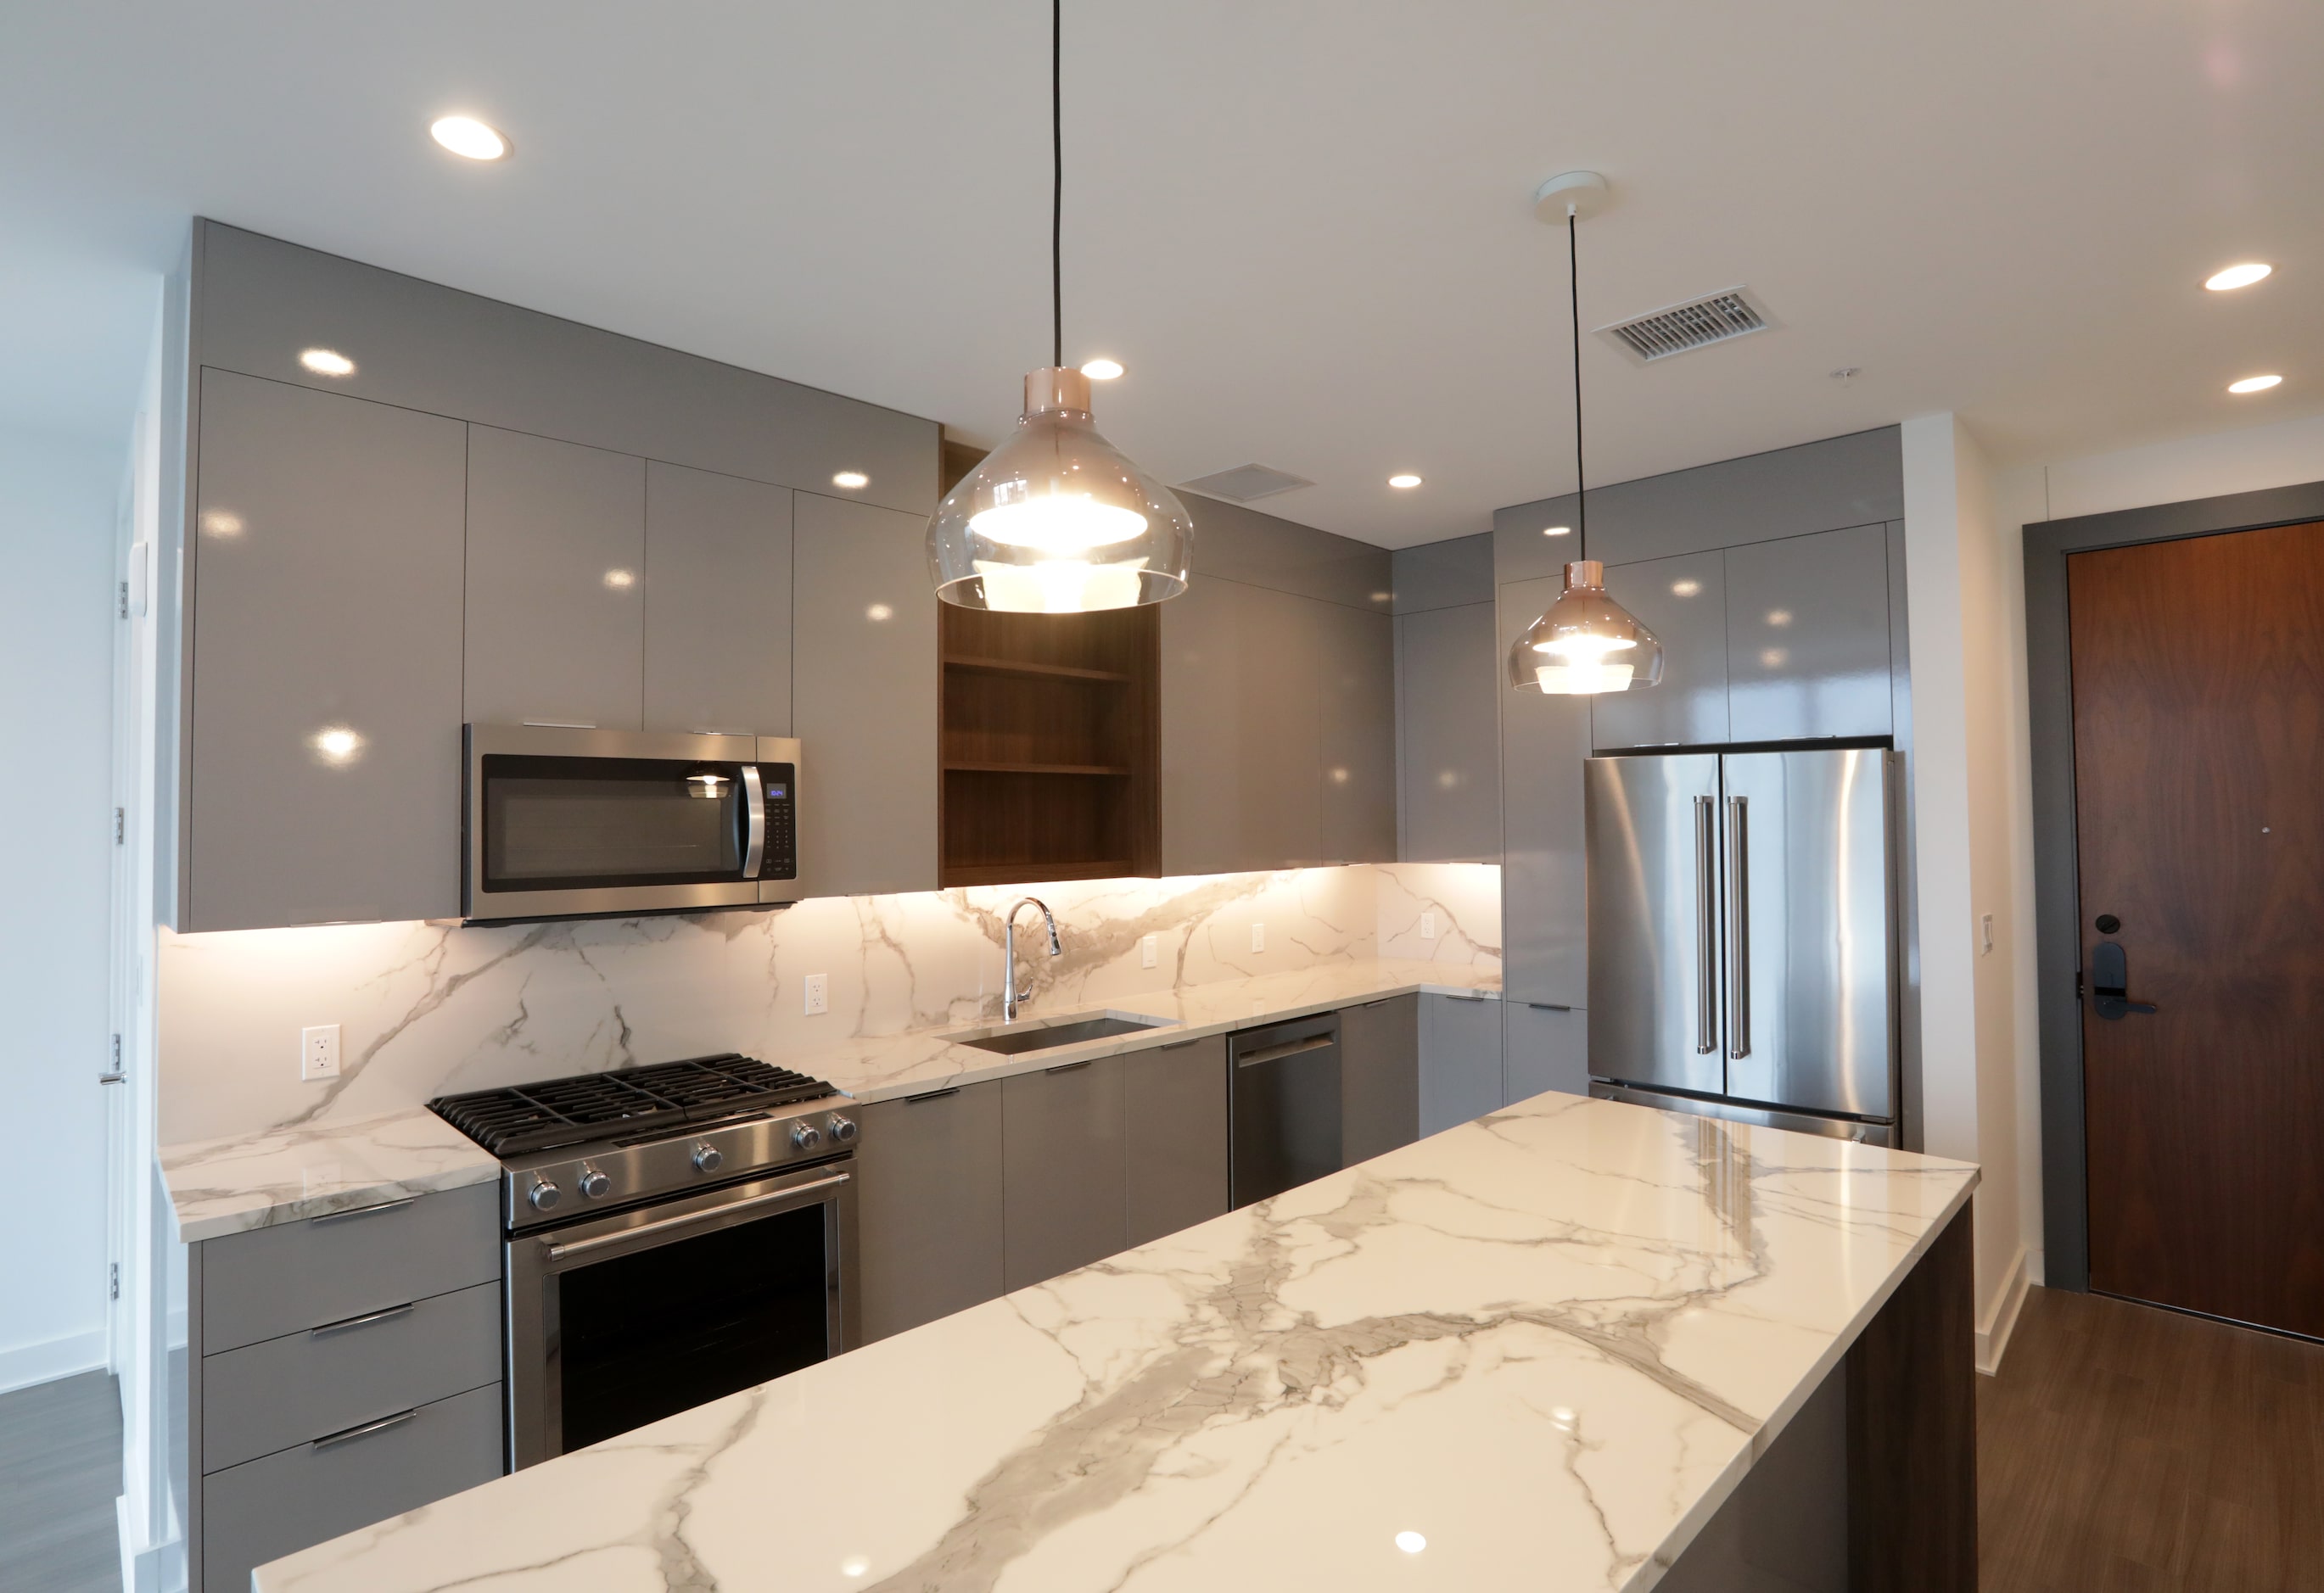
927;367;1193;612
1507;560;1666;695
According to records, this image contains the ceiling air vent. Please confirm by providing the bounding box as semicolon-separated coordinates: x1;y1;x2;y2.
1178;463;1315;504
1598;287;1776;364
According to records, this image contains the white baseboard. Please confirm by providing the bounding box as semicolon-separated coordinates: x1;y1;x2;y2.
1976;1244;2032;1376
120;1493;188;1593
0;1327;107;1395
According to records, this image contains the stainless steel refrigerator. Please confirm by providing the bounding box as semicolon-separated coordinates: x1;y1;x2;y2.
1583;746;1901;1143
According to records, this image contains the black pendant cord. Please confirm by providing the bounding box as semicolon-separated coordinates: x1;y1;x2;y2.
1569;208;1586;565
1051;0;1063;370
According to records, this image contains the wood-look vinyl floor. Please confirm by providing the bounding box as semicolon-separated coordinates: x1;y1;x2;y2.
1979;1287;2324;1590
0;1369;122;1593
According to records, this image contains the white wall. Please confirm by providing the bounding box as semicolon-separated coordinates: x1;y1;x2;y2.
1902;414;2037;1372
0;428;120;1391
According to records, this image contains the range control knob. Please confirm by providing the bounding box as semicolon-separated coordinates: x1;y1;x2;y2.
827;1115;859;1144
527;1178;562;1211
691;1143;724;1174
577;1165;611;1199
790;1121;825;1153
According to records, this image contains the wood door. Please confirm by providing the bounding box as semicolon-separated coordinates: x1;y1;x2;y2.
2069;519;2324;1338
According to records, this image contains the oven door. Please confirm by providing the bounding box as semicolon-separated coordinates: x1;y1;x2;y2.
464;724;798;921
504;1156;858;1469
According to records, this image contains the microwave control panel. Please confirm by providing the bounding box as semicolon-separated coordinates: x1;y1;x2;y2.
759;763;797;880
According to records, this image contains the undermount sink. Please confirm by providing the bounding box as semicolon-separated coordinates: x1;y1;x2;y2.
944;1011;1170;1057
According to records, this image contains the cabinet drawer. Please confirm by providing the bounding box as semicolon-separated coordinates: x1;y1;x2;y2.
201;1182;499;1354
207;1382;503;1593
203;1280;501;1473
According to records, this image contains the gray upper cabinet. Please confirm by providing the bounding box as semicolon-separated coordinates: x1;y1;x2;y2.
186;371;466;929
855;1082;1005;1342
1123;1038;1230;1247
1498;574;1591;1006
464;426;647;731
1315;600;1397;863
642;462;792;735
1162;574;1323;875
1396;601;1500;862
1590;550;1730;751
1723;523;1892;742
1002;1059;1128;1292
792;493;938;898
1341;995;1420;1165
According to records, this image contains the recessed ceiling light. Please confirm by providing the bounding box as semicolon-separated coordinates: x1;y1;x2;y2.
2227;374;2283;394
1543;524;1571;537
2205;262;2272;292
430;115;510;161
1394;1532;1427;1555
832;471;870;489
313;726;362;763
299;348;356;377
1080;359;1123;381
1388;473;1422;489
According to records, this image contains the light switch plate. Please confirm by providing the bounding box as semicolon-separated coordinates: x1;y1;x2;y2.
1420;911;1437;942
1251;923;1265;953
804;973;829;1015
300;1024;341;1082
1141;934;1157;969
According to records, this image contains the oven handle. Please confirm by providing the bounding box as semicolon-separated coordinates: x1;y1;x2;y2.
542;1171;849;1263
741;765;766;880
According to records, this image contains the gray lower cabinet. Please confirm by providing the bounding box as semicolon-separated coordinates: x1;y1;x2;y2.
854;1082;1005;1341
1123;1037;1230;1246
1504;1000;1590;1104
792;492;938;897
1002;1059;1129;1291
1396;601;1501;862
189;1183;505;1593
1723;523;1892;742
185;370;467;929
1340;996;1420;1165
1162;574;1323;875
1591;551;1730;752
642;461;793;735
1419;992;1504;1136
1315;601;1397;864
463;425;647;730
1498;576;1591;1006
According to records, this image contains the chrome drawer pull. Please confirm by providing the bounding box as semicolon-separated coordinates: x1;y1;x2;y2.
311;1407;418;1450
310;1301;417;1339
904;1087;961;1104
1044;1059;1094;1074
1158;1037;1201;1050
310;1196;416;1227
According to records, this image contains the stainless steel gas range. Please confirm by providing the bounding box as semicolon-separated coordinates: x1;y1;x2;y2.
430;1054;861;1469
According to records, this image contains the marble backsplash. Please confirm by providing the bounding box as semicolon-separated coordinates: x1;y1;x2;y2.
158;863;1499;1144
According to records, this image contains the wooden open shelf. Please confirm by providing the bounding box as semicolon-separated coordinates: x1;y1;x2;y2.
942;654;1133;685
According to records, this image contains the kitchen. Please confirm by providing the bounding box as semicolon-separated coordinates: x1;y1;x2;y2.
3;5;2321;1591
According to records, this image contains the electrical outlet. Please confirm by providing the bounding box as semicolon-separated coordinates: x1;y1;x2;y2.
1420;911;1438;942
1251;922;1266;953
300;1024;341;1082
1141;934;1157;969
804;973;829;1016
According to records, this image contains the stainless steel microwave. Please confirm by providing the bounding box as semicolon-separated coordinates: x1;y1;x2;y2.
462;725;801;922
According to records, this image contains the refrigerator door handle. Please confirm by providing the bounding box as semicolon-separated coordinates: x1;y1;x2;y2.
1726;795;1750;1059
1694;795;1718;1054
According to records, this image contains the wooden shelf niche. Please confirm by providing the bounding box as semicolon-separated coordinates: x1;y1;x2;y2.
938;604;1160;886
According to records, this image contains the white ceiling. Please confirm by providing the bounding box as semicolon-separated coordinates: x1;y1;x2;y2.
3;1;2321;547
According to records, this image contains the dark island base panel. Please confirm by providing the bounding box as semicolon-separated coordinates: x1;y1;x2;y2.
1660;1200;1977;1593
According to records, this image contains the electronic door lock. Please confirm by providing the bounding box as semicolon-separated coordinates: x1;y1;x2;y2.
2090;940;2156;1020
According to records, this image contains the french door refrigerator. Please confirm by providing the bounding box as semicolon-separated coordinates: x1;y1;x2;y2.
1583;746;1900;1143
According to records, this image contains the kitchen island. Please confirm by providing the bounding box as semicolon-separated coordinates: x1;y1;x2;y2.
255;1091;1976;1593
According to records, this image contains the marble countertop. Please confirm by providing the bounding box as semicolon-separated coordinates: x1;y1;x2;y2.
256;1092;1975;1593
161;959;1498;1243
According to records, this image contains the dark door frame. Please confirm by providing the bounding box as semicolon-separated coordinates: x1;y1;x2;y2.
2026;477;2324;1290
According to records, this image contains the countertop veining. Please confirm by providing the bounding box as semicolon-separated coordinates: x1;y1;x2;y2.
254;1091;1976;1593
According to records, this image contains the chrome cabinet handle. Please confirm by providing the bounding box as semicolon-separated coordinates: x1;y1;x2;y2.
545;1172;851;1262
310;1301;416;1339
1726;796;1750;1060
741;764;766;880
311;1197;416;1227
1694;795;1717;1055
311;1407;419;1450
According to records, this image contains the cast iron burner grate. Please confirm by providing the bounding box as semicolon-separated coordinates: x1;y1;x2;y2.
429;1054;832;1158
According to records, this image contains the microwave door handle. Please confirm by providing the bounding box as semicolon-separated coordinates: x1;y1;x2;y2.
741;765;765;879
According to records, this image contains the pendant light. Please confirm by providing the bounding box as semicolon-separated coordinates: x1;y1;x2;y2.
926;0;1192;613
1509;174;1663;695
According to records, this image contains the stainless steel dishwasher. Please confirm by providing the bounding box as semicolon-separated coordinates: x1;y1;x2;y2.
1229;1013;1342;1209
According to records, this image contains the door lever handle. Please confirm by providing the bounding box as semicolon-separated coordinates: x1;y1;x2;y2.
2089;940;2156;1020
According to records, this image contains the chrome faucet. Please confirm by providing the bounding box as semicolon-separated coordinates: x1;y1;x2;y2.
1002;897;1061;1022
